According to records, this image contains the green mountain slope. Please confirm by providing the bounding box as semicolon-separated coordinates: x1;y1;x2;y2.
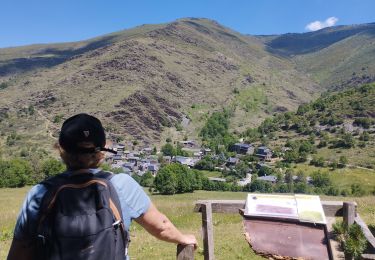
261;23;375;89
243;84;375;169
0;18;320;155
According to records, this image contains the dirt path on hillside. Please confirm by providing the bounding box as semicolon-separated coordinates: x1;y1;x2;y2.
36;109;58;139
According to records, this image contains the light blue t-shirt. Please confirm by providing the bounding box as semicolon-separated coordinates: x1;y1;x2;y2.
14;169;151;243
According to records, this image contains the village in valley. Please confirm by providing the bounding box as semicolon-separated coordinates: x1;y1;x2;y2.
106;139;288;187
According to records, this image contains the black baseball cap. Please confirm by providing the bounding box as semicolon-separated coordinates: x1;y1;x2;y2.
59;113;117;154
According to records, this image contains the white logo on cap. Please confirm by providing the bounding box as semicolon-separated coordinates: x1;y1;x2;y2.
83;131;90;137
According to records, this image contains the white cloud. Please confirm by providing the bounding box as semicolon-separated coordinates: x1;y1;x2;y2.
305;17;339;31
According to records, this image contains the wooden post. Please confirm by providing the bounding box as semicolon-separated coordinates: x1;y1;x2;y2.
201;203;214;260
176;244;194;260
343;202;356;227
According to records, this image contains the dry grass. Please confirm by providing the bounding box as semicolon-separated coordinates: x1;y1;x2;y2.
1;187;375;259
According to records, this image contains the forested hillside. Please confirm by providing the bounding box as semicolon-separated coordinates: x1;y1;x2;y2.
243;83;375;169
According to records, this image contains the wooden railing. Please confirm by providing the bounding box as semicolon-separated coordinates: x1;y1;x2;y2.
176;200;375;260
177;244;195;260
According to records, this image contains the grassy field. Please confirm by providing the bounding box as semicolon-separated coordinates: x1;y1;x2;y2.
293;164;375;194
1;187;375;259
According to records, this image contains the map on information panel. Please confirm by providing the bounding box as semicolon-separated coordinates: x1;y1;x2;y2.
244;194;326;224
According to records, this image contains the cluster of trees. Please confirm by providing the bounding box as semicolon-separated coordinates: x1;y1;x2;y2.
135;162;370;197
160;142;189;157
0;157;65;188
199;109;236;153
243;84;374;147
243;170;367;197
138;163;245;195
153;163;203;194
310;155;348;169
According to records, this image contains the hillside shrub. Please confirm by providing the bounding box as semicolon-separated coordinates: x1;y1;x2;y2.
194;156;215;171
333;133;356;148
244;180;273;193
154;163;197;194
258;166;275;176
294;182;308;193
140;172;155;187
351;183;366;196
333;221;367;259
41;158;65;179
0;82;8;90
353;118;373;129
161;143;175;156
310;171;332;188
0;159;32;188
200;109;236;152
339;156;348;167
310;156;325;167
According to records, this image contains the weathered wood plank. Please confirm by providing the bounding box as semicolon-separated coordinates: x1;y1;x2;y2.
321;200;344;217
194;200;245;213
343;202;356;227
361;254;375;259
194;200;355;217
355;214;375;252
176;244;195;260
201;203;214;260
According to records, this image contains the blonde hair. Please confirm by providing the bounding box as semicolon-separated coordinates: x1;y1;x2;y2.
55;143;105;170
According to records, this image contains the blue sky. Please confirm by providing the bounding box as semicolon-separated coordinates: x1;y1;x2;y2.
1;0;374;48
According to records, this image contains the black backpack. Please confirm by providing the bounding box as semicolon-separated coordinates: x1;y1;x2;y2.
36;171;129;260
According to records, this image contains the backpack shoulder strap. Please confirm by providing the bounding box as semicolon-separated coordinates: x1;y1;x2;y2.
95;170;115;181
94;171;130;254
36;172;70;255
94;171;124;218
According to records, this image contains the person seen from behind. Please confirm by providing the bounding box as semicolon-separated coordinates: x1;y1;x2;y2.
7;113;197;260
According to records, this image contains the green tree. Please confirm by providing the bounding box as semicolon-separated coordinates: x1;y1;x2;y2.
276;172;283;184
339;156;348;168
41;158;65;179
154;163;195;194
351;184;366;196
359;131;370;141
284;169;293;184
131;174;141;184
294;182;308;193
258;166;275;176
140;172;155;187
335;133;356;148
234;161;249;179
311;171;332;188
245;180;273;193
199;109;236;152
175;143;189;156
161;143;175;156
329;159;338;170
310;156;325;167
154;164;178;194
275;183;290;193
0;82;9;90
0;159;33;188
194;156;215;171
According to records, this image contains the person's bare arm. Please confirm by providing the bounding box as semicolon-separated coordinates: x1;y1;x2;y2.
7;238;36;260
135;202;197;247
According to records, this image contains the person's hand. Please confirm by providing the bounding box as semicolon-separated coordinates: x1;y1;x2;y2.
180;234;198;249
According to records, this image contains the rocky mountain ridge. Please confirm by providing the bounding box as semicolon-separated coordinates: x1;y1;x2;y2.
0;18;374;154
